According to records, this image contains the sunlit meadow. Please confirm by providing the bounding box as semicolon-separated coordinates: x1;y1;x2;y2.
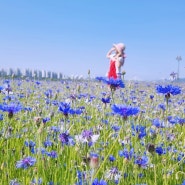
0;76;185;185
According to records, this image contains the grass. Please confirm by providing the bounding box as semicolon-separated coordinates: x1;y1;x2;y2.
0;78;185;185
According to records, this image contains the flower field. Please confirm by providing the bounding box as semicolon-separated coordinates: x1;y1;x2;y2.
0;78;185;185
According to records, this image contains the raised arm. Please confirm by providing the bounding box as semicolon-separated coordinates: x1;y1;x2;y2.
106;47;115;59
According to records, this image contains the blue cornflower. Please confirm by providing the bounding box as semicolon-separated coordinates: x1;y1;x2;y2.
35;81;41;85
92;178;107;185
155;146;165;155
24;140;36;153
111;104;140;119
101;97;111;104
0;86;4;92
59;132;74;146
102;78;125;90
177;152;184;162
58;102;83;116
45;98;50;105
0;114;3;121
177;99;184;105
109;155;115;162
52;100;59;106
76;170;88;185
0;103;22;118
152;118;165;128
178;118;185;125
50;126;60;132
149;95;154;100
42;117;50;124
47;150;58;158
138;173;145;178
134;155;149;168
47;182;54;185
111;125;120;132
69;108;83;115
25;140;36;148
44;89;52;98
16;156;36;169
158;103;166;111
58;102;71;116
119;148;134;160
24;107;32;112
3;79;10;84
132;125;146;139
43;140;53;148
31;177;42;184
156;84;181;98
181;180;185;185
102;119;109;125
167;116;180;125
95;76;105;82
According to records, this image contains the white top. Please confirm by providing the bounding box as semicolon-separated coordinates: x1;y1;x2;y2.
109;54;124;73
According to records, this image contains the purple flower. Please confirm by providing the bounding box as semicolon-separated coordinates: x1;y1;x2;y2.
9;179;20;185
16;156;36;169
75;129;99;144
4;83;12;93
82;130;93;140
105;167;121;182
59;132;74;146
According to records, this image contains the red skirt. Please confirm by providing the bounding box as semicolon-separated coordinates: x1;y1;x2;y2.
108;60;117;79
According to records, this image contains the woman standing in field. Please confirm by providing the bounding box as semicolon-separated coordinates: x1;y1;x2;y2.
106;43;126;79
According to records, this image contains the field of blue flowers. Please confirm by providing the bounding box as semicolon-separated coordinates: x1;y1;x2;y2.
0;77;185;185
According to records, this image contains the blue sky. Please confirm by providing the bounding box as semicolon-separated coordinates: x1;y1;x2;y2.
0;0;185;80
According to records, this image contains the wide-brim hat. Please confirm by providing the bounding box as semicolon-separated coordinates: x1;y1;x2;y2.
113;43;125;53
